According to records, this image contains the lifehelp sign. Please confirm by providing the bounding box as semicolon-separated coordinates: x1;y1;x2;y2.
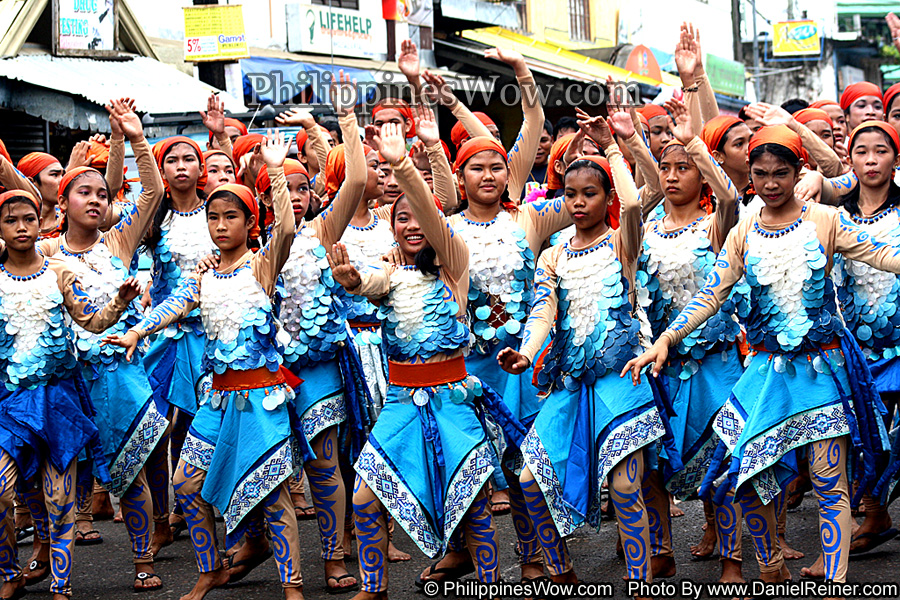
287;2;388;59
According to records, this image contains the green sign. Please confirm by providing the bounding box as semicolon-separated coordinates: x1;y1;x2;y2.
706;54;746;97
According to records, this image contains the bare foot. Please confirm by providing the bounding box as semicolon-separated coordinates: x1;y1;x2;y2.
418;550;472;583
490;489;510;515
284;587;305;600
325;558;358;592
387;541;410;562
691;524;717;558
521;561;544;581
651;555;676;579
226;536;270;581
850;507;894;553
669;497;685;518
800;553;824;579
779;534;805;560
150;520;174;557
0;577;24;599
178;568;230;600
759;563;790;584
719;558;744;583
92;490;114;520
134;563;162;592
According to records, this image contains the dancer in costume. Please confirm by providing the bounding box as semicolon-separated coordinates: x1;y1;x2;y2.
0;189;140;600
624;124;900;586
105;131;306;600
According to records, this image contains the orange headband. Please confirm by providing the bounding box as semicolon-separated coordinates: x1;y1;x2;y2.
547;133;576;191
324;144;373;199
59;167;105;199
0;139;10;164
86;141;110;170
390;193;443;221
17;153;61;179
793;108;833;128
808;100;840;111
372;99;416;138
209;183;260;239
256;159;309;193
207;118;248;143
701;116;742;153
203;149;235;168
451;112;497;149
840;82;883;111
848;120;900;153
0;189;40;214
884;83;900;117
638;105;668;121
748;125;803;161
232;134;265;166
157;136;207;192
454;137;507;202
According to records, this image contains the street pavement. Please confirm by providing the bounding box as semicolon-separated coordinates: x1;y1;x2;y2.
14;493;900;599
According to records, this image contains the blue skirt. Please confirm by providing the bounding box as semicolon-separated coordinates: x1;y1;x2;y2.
521;372;665;537
354;378;496;558
664;347;744;499
290;357;346;443
708;348;852;504
0;373;110;484
82;359;169;496
144;326;206;417
467;349;542;424
181;380;306;547
867;355;900;395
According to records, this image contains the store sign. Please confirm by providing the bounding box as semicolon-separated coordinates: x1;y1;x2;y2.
183;5;250;62
625;45;662;82
286;3;388;59
54;0;115;54
772;20;820;56
705;54;746;97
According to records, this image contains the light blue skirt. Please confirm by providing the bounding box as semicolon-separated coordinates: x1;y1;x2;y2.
144;326;206;417
289;357;346;443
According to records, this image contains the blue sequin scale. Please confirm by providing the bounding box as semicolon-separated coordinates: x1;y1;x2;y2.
59;242;141;368
340;215;395;323
277;227;347;369
638;218;748;378
0;262;78;389
454;212;534;354
198;264;283;374
743;216;842;352
150;208;216;336
536;239;641;391
834;207;900;360
378;267;469;362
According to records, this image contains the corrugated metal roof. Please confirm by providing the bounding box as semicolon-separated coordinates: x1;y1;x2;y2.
0;53;246;114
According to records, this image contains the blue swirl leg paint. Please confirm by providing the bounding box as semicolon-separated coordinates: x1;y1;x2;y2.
74;459;93;524
809;437;851;582
353;476;387;593
44;460;76;597
120;468;153;563
503;461;541;566
714;488;742;561
736;486;782;574
262;481;303;587
610;453;650;582
462;486;498;583
641;468;672;559
305;426;347;561
0;452;21;583
19;482;48;543
173;460;220;573
520;468;571;576
146;423;171;523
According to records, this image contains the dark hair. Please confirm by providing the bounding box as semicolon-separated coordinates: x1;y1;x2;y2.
555;116;578;135
321;121;342;143
390;197;440;277
59;171;112;234
738;105;752;121
564;159;614;225
840;180;900;216
0;197;39;262
716;122;746;153
144;142;206;250
542;119;554;138
206;190;260;250
781;98;809;114
748;143;803;170
848;125;899;154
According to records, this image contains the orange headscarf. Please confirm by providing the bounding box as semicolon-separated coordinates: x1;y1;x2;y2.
59;167;106;199
793;108;833;128
232;134;265;167
567;155;620;228
372;99;416;138
840;82;883;111
848;120;900;153
450;112;497;150
209;183;260;239
202;149;235;168
17;153;61;179
255;158;310;194
0;139;10;164
156;136;207;192
809;100;840;111
390;193;443;221
547;133;576;191
454;136;508;204
638;105;668;121
884;83;900;117
748;125;804;161
207;118;248;143
324;144;374;199
636;112;650;130
701;116;742;153
295;125;331;157
0;189;40;214
659;140;714;214
86;141;110;169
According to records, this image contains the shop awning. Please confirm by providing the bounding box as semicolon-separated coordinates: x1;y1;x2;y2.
461;28;683;87
0;51;243;129
836;0;900;16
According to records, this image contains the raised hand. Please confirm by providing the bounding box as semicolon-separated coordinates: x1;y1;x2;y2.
421;71;458;108
414;104;440;147
563;129;585;166
674;23;699;85
398;39;420;79
484;47;525;69
327;243;362;290
117;277;143;302
200;93;226;135
577;109;615;149
101;330;140;361
107;98;143;141
743;102;794;128
888;13;900;52
330;70;358;118
620;339;669;385
684;22;704;76
67;140;92;170
794;170;824;203
664;99;694;144
378;123;406;165
275;107;316;129
259;129;290;169
497;347;530;374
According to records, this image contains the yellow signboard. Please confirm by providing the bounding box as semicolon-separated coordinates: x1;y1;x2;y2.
183;5;250;62
772;20;820;57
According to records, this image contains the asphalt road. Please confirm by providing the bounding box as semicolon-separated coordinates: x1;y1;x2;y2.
15;492;900;600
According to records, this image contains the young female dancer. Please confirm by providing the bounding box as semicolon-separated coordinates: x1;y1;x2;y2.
497;115;675;589
36;98;169;591
105;131;306;600
329;122;513;600
841;83;884;131
0;189;140;600
16;153;64;237
203;150;236;196
624;124;900;587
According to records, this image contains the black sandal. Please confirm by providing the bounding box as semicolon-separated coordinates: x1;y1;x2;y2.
414;557;475;588
22;560;49;586
133;571;163;593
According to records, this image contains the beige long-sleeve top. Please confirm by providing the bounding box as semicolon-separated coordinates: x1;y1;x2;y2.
449;73;545;200
794;122;843;178
427;142;457;212
622;132;665;217
45;258;131;331
306;124;331;198
659;201;900;348
0;156;39;197
518;143;642;363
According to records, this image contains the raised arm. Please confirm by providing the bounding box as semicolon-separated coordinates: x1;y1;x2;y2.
131;275;201;339
0;156;39;197
518;248;559;364
793;122;843;177
106;135;124;200
252;135;294;294
414;105;457;212
684;137;739;251
609;106;664;217
201;93;234;162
